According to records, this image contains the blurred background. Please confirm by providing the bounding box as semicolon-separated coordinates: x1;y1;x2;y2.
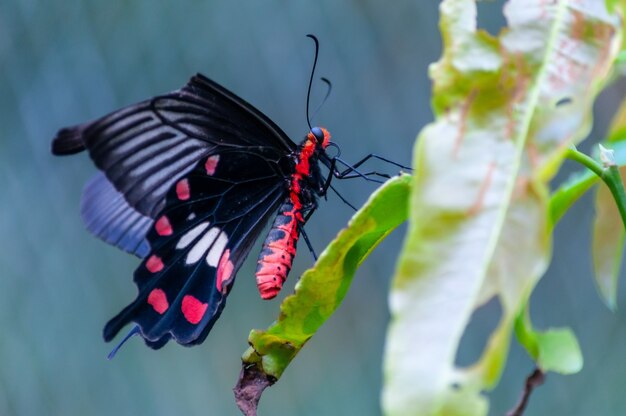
2;0;626;415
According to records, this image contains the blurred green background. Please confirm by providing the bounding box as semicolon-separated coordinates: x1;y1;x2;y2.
2;1;626;415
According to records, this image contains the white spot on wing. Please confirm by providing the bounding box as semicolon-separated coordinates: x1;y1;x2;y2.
187;213;196;221
206;231;228;267
176;221;209;250
186;227;220;265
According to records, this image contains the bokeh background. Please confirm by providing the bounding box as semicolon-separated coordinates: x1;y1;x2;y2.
2;1;626;415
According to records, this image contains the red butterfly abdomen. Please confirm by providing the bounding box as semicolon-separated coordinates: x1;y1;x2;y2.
255;201;301;299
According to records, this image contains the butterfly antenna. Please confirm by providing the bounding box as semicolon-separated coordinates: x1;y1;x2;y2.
305;34;320;130
310;77;332;123
107;325;141;360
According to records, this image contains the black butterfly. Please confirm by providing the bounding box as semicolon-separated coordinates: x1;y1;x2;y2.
52;70;348;349
52;34;409;352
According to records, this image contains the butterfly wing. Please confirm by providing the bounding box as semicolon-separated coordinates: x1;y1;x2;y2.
53;74;295;254
104;147;291;348
80;173;153;257
53;74;300;347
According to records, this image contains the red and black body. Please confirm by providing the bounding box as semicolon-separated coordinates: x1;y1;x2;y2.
256;127;330;299
52;74;333;349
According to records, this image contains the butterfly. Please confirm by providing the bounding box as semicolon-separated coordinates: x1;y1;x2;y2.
51;32;411;352
51;65;354;349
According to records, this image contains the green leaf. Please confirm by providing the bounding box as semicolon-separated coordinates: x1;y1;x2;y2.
549;168;597;226
591;100;626;309
533;329;583;374
383;1;621;415
607;98;626;143
606;0;626;13
592;169;625;310
515;306;582;374
238;174;411;381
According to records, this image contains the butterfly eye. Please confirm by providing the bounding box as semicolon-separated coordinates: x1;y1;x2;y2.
311;127;324;143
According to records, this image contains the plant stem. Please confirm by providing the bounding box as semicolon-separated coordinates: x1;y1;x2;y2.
506;368;545;416
564;147;604;176
565;147;626;230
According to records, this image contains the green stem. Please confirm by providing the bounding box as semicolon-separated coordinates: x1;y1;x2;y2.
564;147;604;176
565;147;626;230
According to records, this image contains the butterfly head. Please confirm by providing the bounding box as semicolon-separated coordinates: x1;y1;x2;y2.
308;127;331;151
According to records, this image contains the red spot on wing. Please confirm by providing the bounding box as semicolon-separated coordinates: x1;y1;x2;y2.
176;178;190;200
216;249;234;293
148;288;169;314
204;155;220;176
181;295;208;324
155;215;173;236
146;255;164;273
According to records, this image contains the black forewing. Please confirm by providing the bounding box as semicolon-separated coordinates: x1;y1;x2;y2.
103;148;290;347
53;74;295;248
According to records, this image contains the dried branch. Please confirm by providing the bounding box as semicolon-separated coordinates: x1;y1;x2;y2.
233;363;275;416
506;367;545;416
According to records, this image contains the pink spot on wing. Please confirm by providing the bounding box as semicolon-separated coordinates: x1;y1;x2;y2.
146;255;164;273
204;155;220;176
181;295;208;324
176;179;190;200
148;288;168;314
216;249;234;293
155;215;173;236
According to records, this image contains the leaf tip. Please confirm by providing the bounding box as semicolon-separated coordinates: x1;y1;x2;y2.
598;288;618;312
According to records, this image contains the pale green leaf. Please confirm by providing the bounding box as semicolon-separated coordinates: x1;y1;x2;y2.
534;329;583;374
383;1;621;415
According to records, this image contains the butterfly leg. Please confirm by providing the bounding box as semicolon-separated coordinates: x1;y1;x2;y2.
298;224;318;261
333;154;412;180
321;153;409;187
333;157;385;183
338;153;412;175
324;153;411;210
298;202;321;261
319;158;358;211
324;153;412;209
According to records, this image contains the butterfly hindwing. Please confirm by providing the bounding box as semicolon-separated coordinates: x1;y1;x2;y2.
81;173;152;258
104;149;290;347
